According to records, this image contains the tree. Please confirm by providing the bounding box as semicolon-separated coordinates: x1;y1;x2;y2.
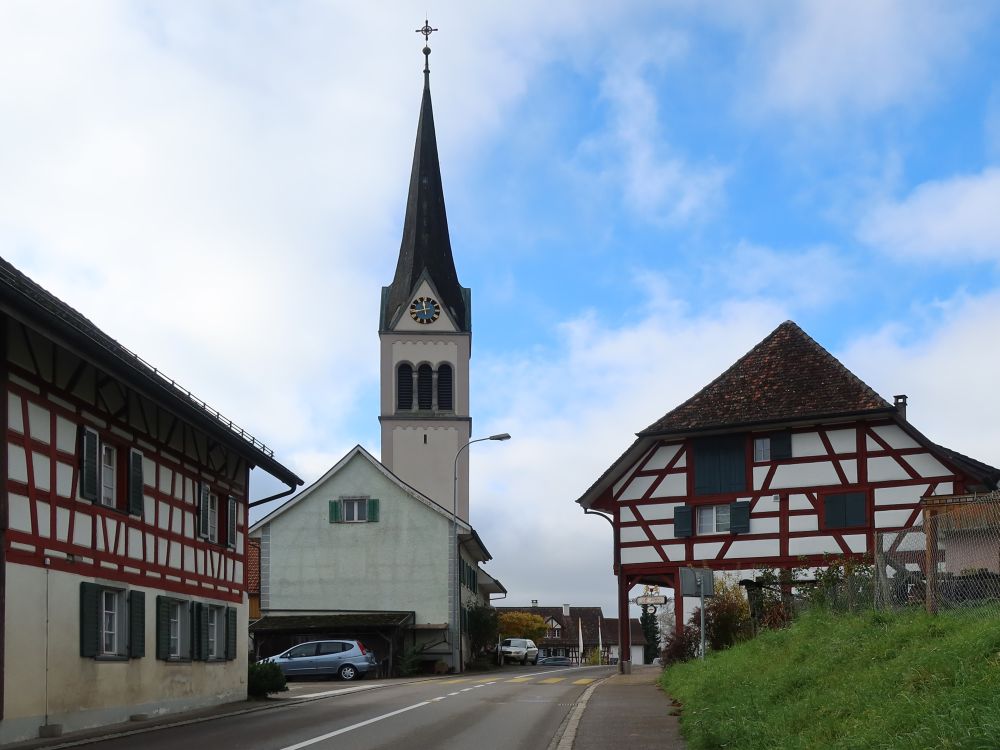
466;602;499;658
640;606;660;664
498;611;547;642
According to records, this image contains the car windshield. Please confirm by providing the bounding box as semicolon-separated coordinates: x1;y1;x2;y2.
503;639;527;647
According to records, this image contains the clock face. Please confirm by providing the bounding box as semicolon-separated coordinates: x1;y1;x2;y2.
409;296;441;324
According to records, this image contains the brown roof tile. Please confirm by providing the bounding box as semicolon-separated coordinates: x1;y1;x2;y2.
246;538;260;593
641;320;891;436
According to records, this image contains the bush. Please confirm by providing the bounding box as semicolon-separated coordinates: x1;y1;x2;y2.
704;575;752;650
661;621;700;665
248;661;287;698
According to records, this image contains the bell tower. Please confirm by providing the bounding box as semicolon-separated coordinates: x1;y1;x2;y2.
379;33;472;520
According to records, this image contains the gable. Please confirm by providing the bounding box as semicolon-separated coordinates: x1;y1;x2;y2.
387;276;460;333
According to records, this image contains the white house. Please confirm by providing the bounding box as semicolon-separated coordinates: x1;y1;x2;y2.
249;445;503;672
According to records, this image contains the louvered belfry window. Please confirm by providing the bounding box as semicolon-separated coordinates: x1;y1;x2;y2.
437;364;453;411
417;364;433;409
397;363;414;411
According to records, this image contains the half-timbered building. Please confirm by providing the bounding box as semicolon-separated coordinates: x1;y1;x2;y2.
577;321;1000;659
0;259;301;742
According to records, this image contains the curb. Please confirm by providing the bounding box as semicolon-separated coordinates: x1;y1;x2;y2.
547;675;612;750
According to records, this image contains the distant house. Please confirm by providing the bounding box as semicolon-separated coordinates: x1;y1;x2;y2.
248;445;504;673
495;604;646;664
0;258;301;742
577;321;1000;646
602;617;648;665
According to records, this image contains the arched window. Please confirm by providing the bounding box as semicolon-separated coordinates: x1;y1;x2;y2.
417;364;433;410
437;364;453;411
396;363;413;411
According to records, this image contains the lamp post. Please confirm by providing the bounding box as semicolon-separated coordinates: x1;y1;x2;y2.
452;432;510;673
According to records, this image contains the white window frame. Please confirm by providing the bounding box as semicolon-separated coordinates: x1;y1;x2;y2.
343;498;368;523
207;492;219;543
101;444;117;507
753;437;770;462
697;504;731;535
207;606;225;659
101;588;125;656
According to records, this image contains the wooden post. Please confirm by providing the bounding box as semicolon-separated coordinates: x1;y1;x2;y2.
674;570;684;636
617;572;631;673
924;507;939;615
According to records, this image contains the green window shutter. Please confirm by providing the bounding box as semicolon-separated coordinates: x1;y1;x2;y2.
225;607;237;660
191;602;208;661
80;582;100;657
156;596;171;660
198;483;210;539
730;500;751;534
227;495;237;548
128;590;145;658
673;506;693;538
329;500;342;523
128;450;144;516
770;432;792;460
367;498;380;523
80;427;99;502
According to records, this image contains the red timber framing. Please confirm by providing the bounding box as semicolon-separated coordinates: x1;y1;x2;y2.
597;417;996;637
4;316;252;602
1;312;7;720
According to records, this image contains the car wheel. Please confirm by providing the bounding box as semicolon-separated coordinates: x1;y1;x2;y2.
522;656;527;665
531;657;538;665
339;664;358;681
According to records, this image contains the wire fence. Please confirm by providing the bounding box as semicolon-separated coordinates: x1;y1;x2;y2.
875;492;1000;619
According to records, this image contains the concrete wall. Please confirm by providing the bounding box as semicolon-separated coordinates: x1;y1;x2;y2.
261;453;450;626
1;564;247;744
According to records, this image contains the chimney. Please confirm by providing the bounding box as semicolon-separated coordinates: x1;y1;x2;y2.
562;603;570;616
894;394;908;420
531;599;538;607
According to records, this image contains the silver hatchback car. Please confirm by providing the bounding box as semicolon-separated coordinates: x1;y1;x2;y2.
266;640;377;681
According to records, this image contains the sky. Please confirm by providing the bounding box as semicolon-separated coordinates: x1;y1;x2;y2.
3;1;1000;620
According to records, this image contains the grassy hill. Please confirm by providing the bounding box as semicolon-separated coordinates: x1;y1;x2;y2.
660;608;1000;749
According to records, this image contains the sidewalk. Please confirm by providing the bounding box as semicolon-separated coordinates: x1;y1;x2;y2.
565;665;685;750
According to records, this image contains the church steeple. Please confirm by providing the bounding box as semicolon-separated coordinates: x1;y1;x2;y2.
380;28;470;333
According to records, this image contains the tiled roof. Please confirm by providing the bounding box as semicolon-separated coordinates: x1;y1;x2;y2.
494;606;645;647
602;618;648;646
246;538;261;593
641;320;892;436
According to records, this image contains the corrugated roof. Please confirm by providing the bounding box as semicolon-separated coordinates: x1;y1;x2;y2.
641;320;892;436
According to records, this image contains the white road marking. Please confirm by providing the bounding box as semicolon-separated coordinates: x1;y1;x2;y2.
293;685;384;699
277;701;431;750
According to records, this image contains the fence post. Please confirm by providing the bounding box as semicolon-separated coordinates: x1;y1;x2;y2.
924;507;939;615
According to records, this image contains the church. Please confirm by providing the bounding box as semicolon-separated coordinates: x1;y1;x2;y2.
249;35;506;674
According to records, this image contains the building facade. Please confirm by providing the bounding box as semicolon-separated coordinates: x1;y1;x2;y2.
577;321;1000;647
0;259;300;742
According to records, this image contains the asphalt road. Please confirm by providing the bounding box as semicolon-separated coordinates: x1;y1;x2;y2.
80;665;616;750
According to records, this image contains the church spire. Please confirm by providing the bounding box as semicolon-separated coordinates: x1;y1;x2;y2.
381;21;470;332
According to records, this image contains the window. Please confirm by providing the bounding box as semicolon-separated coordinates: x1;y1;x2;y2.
318;641;348;655
101;444;117;507
80;583;144;659
344;498;367;522
157;597;191;660
286;643;317;658
199;484;220;543
168;601;181;657
697;504;731;535
397;363;414;411
546;619;562;639
693;435;746;495
226;495;237;549
329;497;380;523
417;364;433;409
754;433;792;462
437;364;453;411
207;606;224;659
824;491;867;529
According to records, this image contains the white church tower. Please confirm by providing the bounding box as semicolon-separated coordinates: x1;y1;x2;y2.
379;39;473;521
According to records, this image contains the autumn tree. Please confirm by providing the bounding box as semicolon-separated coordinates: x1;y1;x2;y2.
466;602;499;658
498;611;547;642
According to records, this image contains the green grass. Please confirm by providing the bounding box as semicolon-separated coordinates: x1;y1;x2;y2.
660;608;1000;749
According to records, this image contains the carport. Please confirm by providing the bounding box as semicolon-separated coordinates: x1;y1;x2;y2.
250;610;416;677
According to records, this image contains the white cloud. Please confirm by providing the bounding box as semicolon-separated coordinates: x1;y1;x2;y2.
840;290;1000;464
737;0;979;120
858;168;1000;262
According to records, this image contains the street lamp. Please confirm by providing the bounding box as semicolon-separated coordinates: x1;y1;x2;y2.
452;432;510;673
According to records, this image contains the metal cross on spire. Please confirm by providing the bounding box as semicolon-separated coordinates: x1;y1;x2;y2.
416;18;438;74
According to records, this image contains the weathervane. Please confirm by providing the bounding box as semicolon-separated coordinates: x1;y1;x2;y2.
416;18;438;74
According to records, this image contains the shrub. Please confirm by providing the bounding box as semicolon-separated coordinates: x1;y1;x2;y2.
248;661;287;698
661;621;700;665
396;644;427;676
704;575;752;650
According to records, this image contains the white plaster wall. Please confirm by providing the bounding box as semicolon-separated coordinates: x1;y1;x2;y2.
867;457;911;482
791;432;826;457
825;429;856;454
788;536;843;556
619;526;650;543
631;503;682;521
387;423;467;514
2;564;248;745
620;546;661;564
872;424;919;449
902;453;950;478
264;453;450;625
769;461;842;489
643;444;680;471
650;474;686;498
725;539;780;558
620;475;656;501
